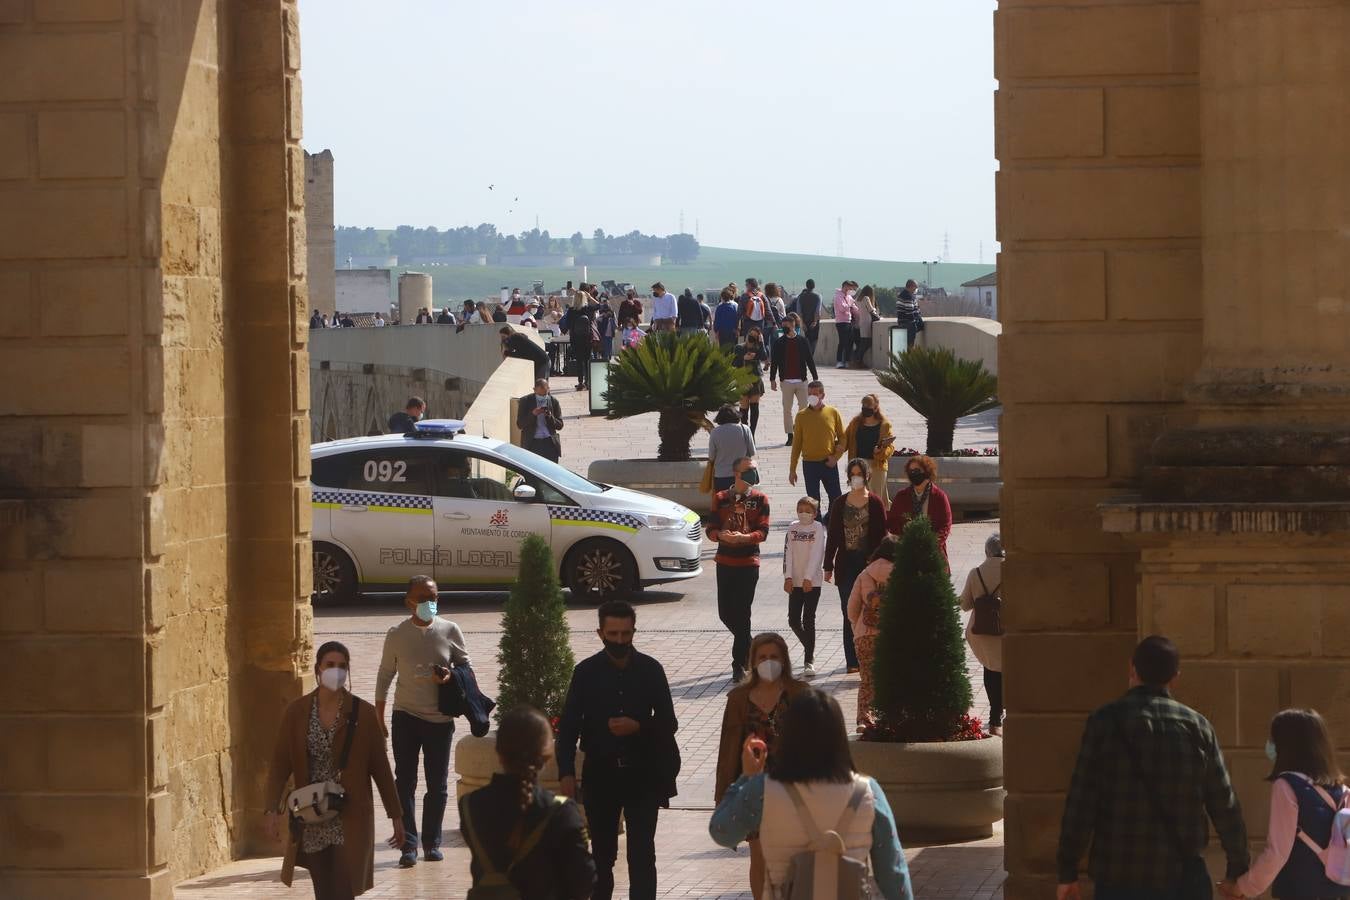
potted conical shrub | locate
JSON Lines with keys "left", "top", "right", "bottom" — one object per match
{"left": 455, "top": 534, "right": 577, "bottom": 800}
{"left": 849, "top": 517, "right": 1004, "bottom": 841}
{"left": 877, "top": 345, "right": 1001, "bottom": 517}
{"left": 588, "top": 332, "right": 754, "bottom": 512}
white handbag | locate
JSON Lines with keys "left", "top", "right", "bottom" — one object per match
{"left": 287, "top": 700, "right": 358, "bottom": 826}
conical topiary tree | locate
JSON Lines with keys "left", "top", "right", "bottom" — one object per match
{"left": 495, "top": 534, "right": 575, "bottom": 723}
{"left": 875, "top": 344, "right": 999, "bottom": 454}
{"left": 870, "top": 516, "right": 973, "bottom": 741}
{"left": 602, "top": 331, "right": 755, "bottom": 461}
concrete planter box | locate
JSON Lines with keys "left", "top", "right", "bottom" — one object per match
{"left": 887, "top": 454, "right": 1000, "bottom": 518}
{"left": 588, "top": 458, "right": 710, "bottom": 514}
{"left": 456, "top": 734, "right": 613, "bottom": 830}
{"left": 455, "top": 733, "right": 581, "bottom": 801}
{"left": 849, "top": 736, "right": 1003, "bottom": 842}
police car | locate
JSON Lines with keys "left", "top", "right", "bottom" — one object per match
{"left": 310, "top": 419, "right": 704, "bottom": 603}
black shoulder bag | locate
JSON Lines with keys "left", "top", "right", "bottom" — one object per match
{"left": 1114, "top": 715, "right": 1213, "bottom": 899}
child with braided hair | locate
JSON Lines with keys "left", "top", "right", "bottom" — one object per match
{"left": 459, "top": 706, "right": 595, "bottom": 898}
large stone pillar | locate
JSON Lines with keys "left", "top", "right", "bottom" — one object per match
{"left": 1102, "top": 0, "right": 1350, "bottom": 884}
{"left": 0, "top": 2, "right": 309, "bottom": 896}
{"left": 994, "top": 1, "right": 1204, "bottom": 894}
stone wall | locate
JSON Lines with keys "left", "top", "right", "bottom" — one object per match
{"left": 304, "top": 149, "right": 335, "bottom": 316}
{"left": 995, "top": 1, "right": 1203, "bottom": 894}
{"left": 0, "top": 2, "right": 309, "bottom": 897}
{"left": 308, "top": 324, "right": 537, "bottom": 443}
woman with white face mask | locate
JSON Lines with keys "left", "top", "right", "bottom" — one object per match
{"left": 823, "top": 457, "right": 887, "bottom": 676}
{"left": 266, "top": 642, "right": 405, "bottom": 900}
{"left": 714, "top": 633, "right": 807, "bottom": 900}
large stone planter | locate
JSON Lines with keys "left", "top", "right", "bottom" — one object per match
{"left": 849, "top": 735, "right": 1003, "bottom": 842}
{"left": 588, "top": 458, "right": 710, "bottom": 514}
{"left": 887, "top": 455, "right": 1000, "bottom": 518}
{"left": 456, "top": 733, "right": 612, "bottom": 830}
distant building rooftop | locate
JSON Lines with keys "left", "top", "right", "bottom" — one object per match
{"left": 961, "top": 271, "right": 998, "bottom": 288}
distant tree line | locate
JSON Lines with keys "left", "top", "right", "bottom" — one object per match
{"left": 336, "top": 224, "right": 700, "bottom": 263}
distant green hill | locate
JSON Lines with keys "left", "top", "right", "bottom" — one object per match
{"left": 380, "top": 246, "right": 990, "bottom": 306}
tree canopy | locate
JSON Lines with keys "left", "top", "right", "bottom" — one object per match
{"left": 336, "top": 223, "right": 700, "bottom": 262}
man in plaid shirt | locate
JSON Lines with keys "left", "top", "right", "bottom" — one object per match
{"left": 1057, "top": 636, "right": 1249, "bottom": 899}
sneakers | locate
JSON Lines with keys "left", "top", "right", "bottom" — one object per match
{"left": 398, "top": 850, "right": 418, "bottom": 869}
{"left": 424, "top": 847, "right": 444, "bottom": 862}
{"left": 801, "top": 663, "right": 816, "bottom": 679}
{"left": 834, "top": 361, "right": 846, "bottom": 369}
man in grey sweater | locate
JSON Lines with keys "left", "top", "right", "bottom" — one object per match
{"left": 376, "top": 575, "right": 471, "bottom": 868}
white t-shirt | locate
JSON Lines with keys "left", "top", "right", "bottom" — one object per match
{"left": 783, "top": 520, "right": 827, "bottom": 587}
{"left": 652, "top": 293, "right": 678, "bottom": 320}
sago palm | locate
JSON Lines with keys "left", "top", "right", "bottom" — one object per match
{"left": 603, "top": 332, "right": 755, "bottom": 461}
{"left": 875, "top": 345, "right": 999, "bottom": 454}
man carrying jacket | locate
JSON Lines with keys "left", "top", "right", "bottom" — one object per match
{"left": 769, "top": 312, "right": 819, "bottom": 446}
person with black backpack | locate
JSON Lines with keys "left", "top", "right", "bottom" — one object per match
{"left": 958, "top": 532, "right": 1005, "bottom": 735}
{"left": 460, "top": 706, "right": 595, "bottom": 900}
{"left": 709, "top": 687, "right": 912, "bottom": 900}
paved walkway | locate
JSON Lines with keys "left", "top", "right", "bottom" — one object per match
{"left": 177, "top": 369, "right": 1006, "bottom": 898}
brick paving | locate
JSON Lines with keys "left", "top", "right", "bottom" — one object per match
{"left": 177, "top": 369, "right": 1006, "bottom": 898}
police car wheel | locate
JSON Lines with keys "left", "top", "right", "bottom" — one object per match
{"left": 566, "top": 538, "right": 636, "bottom": 602}
{"left": 312, "top": 543, "right": 357, "bottom": 605}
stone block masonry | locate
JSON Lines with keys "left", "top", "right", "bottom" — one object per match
{"left": 0, "top": 2, "right": 310, "bottom": 898}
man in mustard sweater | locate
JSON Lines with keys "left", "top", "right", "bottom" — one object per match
{"left": 788, "top": 380, "right": 846, "bottom": 521}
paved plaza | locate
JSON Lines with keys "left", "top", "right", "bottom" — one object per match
{"left": 177, "top": 368, "right": 1006, "bottom": 898}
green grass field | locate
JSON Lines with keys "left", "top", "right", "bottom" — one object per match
{"left": 385, "top": 246, "right": 991, "bottom": 307}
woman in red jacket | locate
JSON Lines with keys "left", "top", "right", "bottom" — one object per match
{"left": 823, "top": 458, "right": 887, "bottom": 675}
{"left": 885, "top": 454, "right": 952, "bottom": 569}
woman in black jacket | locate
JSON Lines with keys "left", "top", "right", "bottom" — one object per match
{"left": 460, "top": 706, "right": 595, "bottom": 900}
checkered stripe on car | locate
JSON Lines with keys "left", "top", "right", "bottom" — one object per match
{"left": 547, "top": 505, "right": 641, "bottom": 533}
{"left": 312, "top": 489, "right": 433, "bottom": 513}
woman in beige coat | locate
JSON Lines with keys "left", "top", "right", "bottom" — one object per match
{"left": 959, "top": 533, "right": 1004, "bottom": 735}
{"left": 266, "top": 641, "right": 404, "bottom": 899}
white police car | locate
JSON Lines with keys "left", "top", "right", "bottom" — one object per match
{"left": 310, "top": 419, "right": 704, "bottom": 603}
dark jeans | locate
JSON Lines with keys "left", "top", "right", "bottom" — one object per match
{"left": 984, "top": 668, "right": 1004, "bottom": 728}
{"left": 834, "top": 549, "right": 867, "bottom": 670}
{"left": 716, "top": 564, "right": 758, "bottom": 670}
{"left": 801, "top": 459, "right": 841, "bottom": 521}
{"left": 573, "top": 344, "right": 593, "bottom": 387}
{"left": 583, "top": 763, "right": 660, "bottom": 900}
{"left": 788, "top": 587, "right": 822, "bottom": 664}
{"left": 527, "top": 435, "right": 560, "bottom": 462}
{"left": 533, "top": 358, "right": 550, "bottom": 382}
{"left": 600, "top": 335, "right": 613, "bottom": 359}
{"left": 899, "top": 319, "right": 920, "bottom": 349}
{"left": 391, "top": 710, "right": 453, "bottom": 853}
{"left": 835, "top": 321, "right": 854, "bottom": 363}
{"left": 805, "top": 322, "right": 820, "bottom": 354}
{"left": 305, "top": 845, "right": 354, "bottom": 900}
{"left": 712, "top": 475, "right": 735, "bottom": 493}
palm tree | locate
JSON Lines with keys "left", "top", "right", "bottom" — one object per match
{"left": 603, "top": 332, "right": 755, "bottom": 461}
{"left": 875, "top": 345, "right": 999, "bottom": 454}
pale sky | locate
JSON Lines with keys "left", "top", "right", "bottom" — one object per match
{"left": 298, "top": 0, "right": 998, "bottom": 263}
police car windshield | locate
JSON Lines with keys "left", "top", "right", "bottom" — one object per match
{"left": 491, "top": 442, "right": 608, "bottom": 493}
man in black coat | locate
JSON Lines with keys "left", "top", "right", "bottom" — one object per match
{"left": 500, "top": 326, "right": 550, "bottom": 382}
{"left": 517, "top": 379, "right": 564, "bottom": 462}
{"left": 796, "top": 278, "right": 823, "bottom": 352}
{"left": 388, "top": 397, "right": 426, "bottom": 435}
{"left": 556, "top": 601, "right": 678, "bottom": 900}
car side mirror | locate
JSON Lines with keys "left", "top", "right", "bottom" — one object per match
{"left": 512, "top": 484, "right": 537, "bottom": 501}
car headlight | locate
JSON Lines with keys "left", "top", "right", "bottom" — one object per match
{"left": 640, "top": 514, "right": 685, "bottom": 531}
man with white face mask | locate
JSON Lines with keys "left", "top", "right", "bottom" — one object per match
{"left": 704, "top": 457, "right": 772, "bottom": 683}
{"left": 376, "top": 576, "right": 471, "bottom": 869}
{"left": 787, "top": 380, "right": 845, "bottom": 521}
